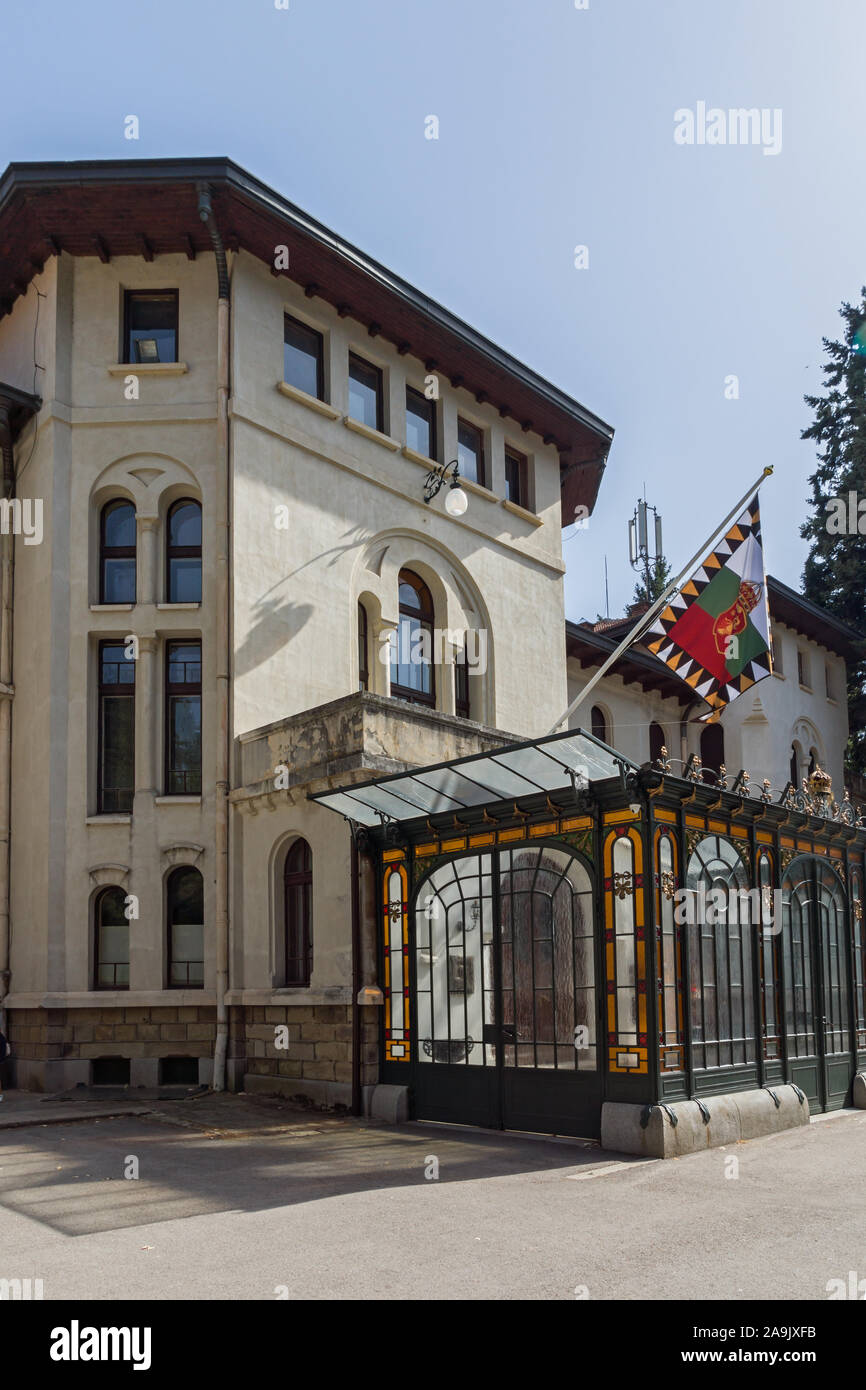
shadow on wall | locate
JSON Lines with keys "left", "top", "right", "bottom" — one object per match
{"left": 233, "top": 596, "right": 314, "bottom": 681}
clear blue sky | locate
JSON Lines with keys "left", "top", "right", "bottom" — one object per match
{"left": 2, "top": 0, "right": 862, "bottom": 621}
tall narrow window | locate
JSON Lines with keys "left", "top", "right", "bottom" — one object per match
{"left": 649, "top": 721, "right": 666, "bottom": 764}
{"left": 98, "top": 641, "right": 135, "bottom": 814}
{"left": 455, "top": 635, "right": 470, "bottom": 718}
{"left": 123, "top": 290, "right": 178, "bottom": 364}
{"left": 283, "top": 314, "right": 324, "bottom": 399}
{"left": 406, "top": 386, "right": 437, "bottom": 460}
{"left": 825, "top": 661, "right": 834, "bottom": 700}
{"left": 390, "top": 569, "right": 435, "bottom": 706}
{"left": 100, "top": 500, "right": 136, "bottom": 604}
{"left": 167, "top": 499, "right": 202, "bottom": 603}
{"left": 94, "top": 886, "right": 130, "bottom": 989}
{"left": 504, "top": 448, "right": 528, "bottom": 508}
{"left": 790, "top": 744, "right": 799, "bottom": 787}
{"left": 348, "top": 353, "right": 383, "bottom": 432}
{"left": 797, "top": 649, "right": 809, "bottom": 688}
{"left": 284, "top": 838, "right": 312, "bottom": 986}
{"left": 700, "top": 722, "right": 724, "bottom": 777}
{"left": 457, "top": 418, "right": 485, "bottom": 487}
{"left": 358, "top": 601, "right": 369, "bottom": 691}
{"left": 165, "top": 640, "right": 202, "bottom": 795}
{"left": 167, "top": 867, "right": 204, "bottom": 987}
{"left": 590, "top": 705, "right": 607, "bottom": 744}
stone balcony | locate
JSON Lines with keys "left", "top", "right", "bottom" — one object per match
{"left": 232, "top": 691, "right": 522, "bottom": 811}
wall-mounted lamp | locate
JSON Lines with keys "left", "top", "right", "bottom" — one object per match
{"left": 423, "top": 458, "right": 468, "bottom": 516}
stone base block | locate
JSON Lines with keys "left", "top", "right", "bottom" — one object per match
{"left": 601, "top": 1084, "right": 810, "bottom": 1158}
{"left": 130, "top": 1059, "right": 160, "bottom": 1088}
{"left": 366, "top": 1083, "right": 409, "bottom": 1124}
{"left": 242, "top": 1071, "right": 351, "bottom": 1109}
{"left": 853, "top": 1073, "right": 866, "bottom": 1109}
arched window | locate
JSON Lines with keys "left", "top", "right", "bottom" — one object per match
{"left": 390, "top": 568, "right": 435, "bottom": 706}
{"left": 167, "top": 866, "right": 204, "bottom": 987}
{"left": 100, "top": 500, "right": 136, "bottom": 603}
{"left": 94, "top": 886, "right": 130, "bottom": 990}
{"left": 166, "top": 499, "right": 202, "bottom": 603}
{"left": 649, "top": 721, "right": 666, "bottom": 764}
{"left": 700, "top": 722, "right": 724, "bottom": 777}
{"left": 358, "top": 601, "right": 369, "bottom": 691}
{"left": 808, "top": 747, "right": 818, "bottom": 777}
{"left": 590, "top": 705, "right": 607, "bottom": 743}
{"left": 284, "top": 838, "right": 312, "bottom": 986}
{"left": 685, "top": 835, "right": 754, "bottom": 1068}
{"left": 790, "top": 744, "right": 799, "bottom": 788}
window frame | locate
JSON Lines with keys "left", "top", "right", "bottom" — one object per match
{"left": 504, "top": 447, "right": 528, "bottom": 509}
{"left": 283, "top": 312, "right": 325, "bottom": 401}
{"left": 97, "top": 639, "right": 135, "bottom": 815}
{"left": 166, "top": 498, "right": 202, "bottom": 604}
{"left": 164, "top": 639, "right": 202, "bottom": 796}
{"left": 405, "top": 386, "right": 438, "bottom": 462}
{"left": 166, "top": 865, "right": 205, "bottom": 989}
{"left": 99, "top": 499, "right": 137, "bottom": 605}
{"left": 122, "top": 288, "right": 179, "bottom": 366}
{"left": 348, "top": 352, "right": 384, "bottom": 433}
{"left": 456, "top": 417, "right": 485, "bottom": 488}
{"left": 390, "top": 568, "right": 436, "bottom": 708}
{"left": 94, "top": 885, "right": 130, "bottom": 991}
{"left": 284, "top": 838, "right": 313, "bottom": 987}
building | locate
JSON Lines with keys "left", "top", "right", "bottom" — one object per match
{"left": 1, "top": 158, "right": 864, "bottom": 1151}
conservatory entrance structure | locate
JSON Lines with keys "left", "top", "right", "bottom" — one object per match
{"left": 311, "top": 732, "right": 866, "bottom": 1151}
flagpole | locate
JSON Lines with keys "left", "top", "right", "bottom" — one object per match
{"left": 548, "top": 465, "right": 774, "bottom": 735}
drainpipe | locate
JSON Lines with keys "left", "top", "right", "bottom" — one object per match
{"left": 350, "top": 831, "right": 362, "bottom": 1115}
{"left": 198, "top": 186, "right": 231, "bottom": 1091}
{"left": 0, "top": 410, "right": 14, "bottom": 1038}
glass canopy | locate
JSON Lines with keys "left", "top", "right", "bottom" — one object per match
{"left": 308, "top": 728, "right": 638, "bottom": 828}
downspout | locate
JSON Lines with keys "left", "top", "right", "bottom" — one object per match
{"left": 198, "top": 186, "right": 231, "bottom": 1090}
{"left": 350, "top": 831, "right": 362, "bottom": 1115}
{"left": 0, "top": 410, "right": 15, "bottom": 1037}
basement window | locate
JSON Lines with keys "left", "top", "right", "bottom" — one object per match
{"left": 123, "top": 290, "right": 178, "bottom": 364}
{"left": 160, "top": 1056, "right": 199, "bottom": 1085}
{"left": 92, "top": 1057, "right": 130, "bottom": 1086}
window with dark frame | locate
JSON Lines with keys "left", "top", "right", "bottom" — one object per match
{"left": 167, "top": 866, "right": 204, "bottom": 988}
{"left": 700, "top": 722, "right": 724, "bottom": 777}
{"left": 390, "top": 568, "right": 435, "bottom": 707}
{"left": 455, "top": 634, "right": 470, "bottom": 718}
{"left": 284, "top": 838, "right": 313, "bottom": 986}
{"left": 457, "top": 418, "right": 485, "bottom": 487}
{"left": 649, "top": 721, "right": 666, "bottom": 764}
{"left": 123, "top": 290, "right": 178, "bottom": 365}
{"left": 797, "top": 649, "right": 809, "bottom": 688}
{"left": 590, "top": 705, "right": 607, "bottom": 744}
{"left": 348, "top": 353, "right": 384, "bottom": 432}
{"left": 358, "top": 601, "right": 369, "bottom": 691}
{"left": 504, "top": 448, "right": 528, "bottom": 508}
{"left": 405, "top": 386, "right": 437, "bottom": 461}
{"left": 94, "top": 886, "right": 130, "bottom": 990}
{"left": 283, "top": 313, "right": 324, "bottom": 400}
{"left": 165, "top": 640, "right": 202, "bottom": 795}
{"left": 167, "top": 499, "right": 202, "bottom": 603}
{"left": 98, "top": 640, "right": 135, "bottom": 814}
{"left": 100, "top": 500, "right": 136, "bottom": 604}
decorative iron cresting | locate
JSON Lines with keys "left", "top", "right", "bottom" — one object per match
{"left": 652, "top": 756, "right": 866, "bottom": 828}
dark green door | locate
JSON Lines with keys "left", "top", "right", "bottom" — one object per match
{"left": 781, "top": 858, "right": 853, "bottom": 1111}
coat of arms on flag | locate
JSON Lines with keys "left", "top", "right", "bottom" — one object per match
{"left": 644, "top": 495, "right": 772, "bottom": 716}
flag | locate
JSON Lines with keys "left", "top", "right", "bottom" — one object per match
{"left": 644, "top": 495, "right": 772, "bottom": 717}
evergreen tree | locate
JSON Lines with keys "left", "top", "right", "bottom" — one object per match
{"left": 800, "top": 288, "right": 866, "bottom": 776}
{"left": 632, "top": 553, "right": 672, "bottom": 607}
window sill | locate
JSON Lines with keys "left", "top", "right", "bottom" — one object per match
{"left": 502, "top": 497, "right": 542, "bottom": 527}
{"left": 276, "top": 379, "right": 340, "bottom": 419}
{"left": 154, "top": 795, "right": 202, "bottom": 806}
{"left": 799, "top": 684, "right": 812, "bottom": 694}
{"left": 461, "top": 477, "right": 498, "bottom": 503}
{"left": 402, "top": 444, "right": 437, "bottom": 469}
{"left": 90, "top": 603, "right": 134, "bottom": 613}
{"left": 107, "top": 362, "right": 189, "bottom": 377}
{"left": 344, "top": 415, "right": 401, "bottom": 450}
{"left": 771, "top": 670, "right": 785, "bottom": 680}
{"left": 86, "top": 814, "right": 132, "bottom": 825}
{"left": 156, "top": 602, "right": 201, "bottom": 611}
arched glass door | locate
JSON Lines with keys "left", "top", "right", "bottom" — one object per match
{"left": 781, "top": 857, "right": 853, "bottom": 1110}
{"left": 412, "top": 843, "right": 600, "bottom": 1137}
